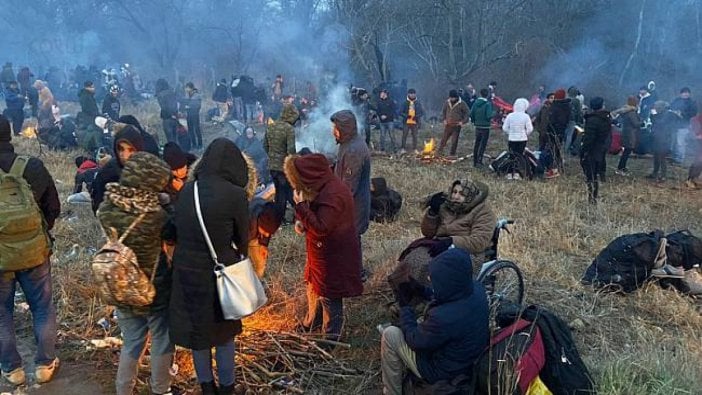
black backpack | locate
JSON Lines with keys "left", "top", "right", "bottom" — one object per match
{"left": 665, "top": 230, "right": 702, "bottom": 270}
{"left": 581, "top": 231, "right": 663, "bottom": 293}
{"left": 519, "top": 305, "right": 595, "bottom": 395}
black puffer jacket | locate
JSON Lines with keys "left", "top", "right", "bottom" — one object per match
{"left": 549, "top": 98, "right": 571, "bottom": 137}
{"left": 581, "top": 110, "right": 612, "bottom": 159}
{"left": 169, "top": 138, "right": 252, "bottom": 350}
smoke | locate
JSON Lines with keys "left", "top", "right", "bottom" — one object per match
{"left": 296, "top": 85, "right": 353, "bottom": 159}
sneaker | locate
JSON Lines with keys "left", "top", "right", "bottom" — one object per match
{"left": 513, "top": 173, "right": 521, "bottom": 180}
{"left": 685, "top": 180, "right": 698, "bottom": 190}
{"left": 651, "top": 264, "right": 685, "bottom": 279}
{"left": 35, "top": 358, "right": 59, "bottom": 384}
{"left": 682, "top": 269, "right": 702, "bottom": 295}
{"left": 615, "top": 169, "right": 629, "bottom": 176}
{"left": 506, "top": 173, "right": 513, "bottom": 180}
{"left": 2, "top": 367, "right": 26, "bottom": 386}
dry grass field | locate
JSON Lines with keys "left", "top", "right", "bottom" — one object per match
{"left": 4, "top": 99, "right": 701, "bottom": 394}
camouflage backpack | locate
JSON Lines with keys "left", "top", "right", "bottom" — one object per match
{"left": 0, "top": 156, "right": 51, "bottom": 271}
{"left": 91, "top": 213, "right": 158, "bottom": 307}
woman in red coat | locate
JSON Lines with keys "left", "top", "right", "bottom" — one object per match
{"left": 284, "top": 153, "right": 363, "bottom": 341}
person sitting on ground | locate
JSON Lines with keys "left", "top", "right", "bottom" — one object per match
{"left": 235, "top": 126, "right": 270, "bottom": 185}
{"left": 502, "top": 97, "right": 534, "bottom": 180}
{"left": 66, "top": 155, "right": 100, "bottom": 204}
{"left": 381, "top": 248, "right": 489, "bottom": 395}
{"left": 580, "top": 97, "right": 611, "bottom": 204}
{"left": 96, "top": 152, "right": 175, "bottom": 395}
{"left": 284, "top": 153, "right": 363, "bottom": 342}
{"left": 370, "top": 177, "right": 403, "bottom": 223}
{"left": 118, "top": 115, "right": 160, "bottom": 156}
{"left": 420, "top": 179, "right": 496, "bottom": 262}
{"left": 161, "top": 142, "right": 197, "bottom": 202}
{"left": 248, "top": 197, "right": 282, "bottom": 278}
{"left": 647, "top": 101, "right": 680, "bottom": 183}
{"left": 91, "top": 125, "right": 145, "bottom": 213}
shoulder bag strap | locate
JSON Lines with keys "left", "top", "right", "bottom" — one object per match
{"left": 194, "top": 181, "right": 224, "bottom": 270}
{"left": 113, "top": 212, "right": 159, "bottom": 283}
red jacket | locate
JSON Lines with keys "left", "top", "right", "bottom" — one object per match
{"left": 286, "top": 154, "right": 363, "bottom": 299}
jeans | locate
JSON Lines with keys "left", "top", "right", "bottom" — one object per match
{"left": 618, "top": 147, "right": 632, "bottom": 170}
{"left": 473, "top": 128, "right": 490, "bottom": 165}
{"left": 115, "top": 308, "right": 174, "bottom": 395}
{"left": 245, "top": 103, "right": 256, "bottom": 122}
{"left": 438, "top": 124, "right": 461, "bottom": 156}
{"left": 379, "top": 122, "right": 396, "bottom": 152}
{"left": 192, "top": 340, "right": 236, "bottom": 386}
{"left": 402, "top": 124, "right": 419, "bottom": 151}
{"left": 4, "top": 108, "right": 24, "bottom": 136}
{"left": 508, "top": 141, "right": 527, "bottom": 174}
{"left": 0, "top": 260, "right": 56, "bottom": 373}
{"left": 271, "top": 170, "right": 294, "bottom": 223}
{"left": 671, "top": 128, "right": 689, "bottom": 163}
{"left": 381, "top": 326, "right": 421, "bottom": 395}
{"left": 162, "top": 118, "right": 178, "bottom": 143}
{"left": 303, "top": 284, "right": 343, "bottom": 341}
{"left": 564, "top": 121, "right": 576, "bottom": 155}
{"left": 652, "top": 152, "right": 667, "bottom": 179}
{"left": 544, "top": 133, "right": 563, "bottom": 171}
{"left": 187, "top": 112, "right": 202, "bottom": 148}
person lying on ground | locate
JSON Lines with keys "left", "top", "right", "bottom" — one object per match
{"left": 380, "top": 248, "right": 489, "bottom": 395}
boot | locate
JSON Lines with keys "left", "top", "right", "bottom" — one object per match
{"left": 200, "top": 382, "right": 218, "bottom": 395}
{"left": 218, "top": 383, "right": 236, "bottom": 395}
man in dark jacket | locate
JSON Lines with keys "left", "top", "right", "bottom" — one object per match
{"left": 399, "top": 89, "right": 424, "bottom": 151}
{"left": 77, "top": 81, "right": 103, "bottom": 152}
{"left": 264, "top": 103, "right": 299, "bottom": 223}
{"left": 565, "top": 86, "right": 584, "bottom": 156}
{"left": 370, "top": 177, "right": 402, "bottom": 223}
{"left": 470, "top": 88, "right": 495, "bottom": 167}
{"left": 212, "top": 79, "right": 230, "bottom": 123}
{"left": 580, "top": 97, "right": 611, "bottom": 204}
{"left": 180, "top": 82, "right": 202, "bottom": 149}
{"left": 155, "top": 79, "right": 178, "bottom": 143}
{"left": 101, "top": 85, "right": 121, "bottom": 120}
{"left": 0, "top": 62, "right": 15, "bottom": 88}
{"left": 0, "top": 115, "right": 61, "bottom": 386}
{"left": 439, "top": 90, "right": 470, "bottom": 156}
{"left": 331, "top": 110, "right": 371, "bottom": 280}
{"left": 381, "top": 248, "right": 489, "bottom": 394}
{"left": 117, "top": 115, "right": 160, "bottom": 156}
{"left": 4, "top": 81, "right": 25, "bottom": 135}
{"left": 648, "top": 101, "right": 680, "bottom": 183}
{"left": 670, "top": 87, "right": 698, "bottom": 164}
{"left": 376, "top": 89, "right": 397, "bottom": 153}
{"left": 545, "top": 89, "right": 572, "bottom": 178}
{"left": 91, "top": 125, "right": 145, "bottom": 213}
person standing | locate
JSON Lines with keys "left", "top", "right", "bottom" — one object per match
{"left": 96, "top": 152, "right": 175, "bottom": 395}
{"left": 3, "top": 81, "right": 25, "bottom": 135}
{"left": 376, "top": 89, "right": 397, "bottom": 153}
{"left": 501, "top": 98, "right": 533, "bottom": 180}
{"left": 470, "top": 88, "right": 495, "bottom": 168}
{"left": 284, "top": 154, "right": 363, "bottom": 340}
{"left": 0, "top": 63, "right": 14, "bottom": 88}
{"left": 685, "top": 111, "right": 702, "bottom": 189}
{"left": 580, "top": 97, "right": 611, "bottom": 204}
{"left": 544, "top": 89, "right": 571, "bottom": 178}
{"left": 535, "top": 93, "right": 555, "bottom": 152}
{"left": 212, "top": 79, "right": 230, "bottom": 123}
{"left": 155, "top": 79, "right": 178, "bottom": 143}
{"left": 670, "top": 87, "right": 698, "bottom": 165}
{"left": 613, "top": 96, "right": 641, "bottom": 176}
{"left": 331, "top": 110, "right": 371, "bottom": 280}
{"left": 399, "top": 89, "right": 424, "bottom": 152}
{"left": 438, "top": 90, "right": 470, "bottom": 157}
{"left": 0, "top": 116, "right": 60, "bottom": 386}
{"left": 101, "top": 85, "right": 121, "bottom": 120}
{"left": 264, "top": 103, "right": 299, "bottom": 223}
{"left": 77, "top": 81, "right": 102, "bottom": 152}
{"left": 647, "top": 101, "right": 680, "bottom": 183}
{"left": 564, "top": 86, "right": 584, "bottom": 156}
{"left": 181, "top": 82, "right": 203, "bottom": 149}
{"left": 169, "top": 139, "right": 252, "bottom": 395}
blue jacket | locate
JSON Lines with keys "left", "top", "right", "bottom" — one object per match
{"left": 4, "top": 88, "right": 25, "bottom": 111}
{"left": 400, "top": 248, "right": 489, "bottom": 383}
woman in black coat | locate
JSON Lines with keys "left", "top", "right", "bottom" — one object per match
{"left": 169, "top": 138, "right": 255, "bottom": 395}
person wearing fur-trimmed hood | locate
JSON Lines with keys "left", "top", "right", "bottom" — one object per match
{"left": 284, "top": 153, "right": 363, "bottom": 342}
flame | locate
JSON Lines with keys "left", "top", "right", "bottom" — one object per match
{"left": 267, "top": 117, "right": 275, "bottom": 125}
{"left": 422, "top": 138, "right": 435, "bottom": 155}
{"left": 21, "top": 127, "right": 37, "bottom": 139}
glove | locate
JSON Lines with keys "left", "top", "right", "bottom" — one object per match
{"left": 393, "top": 282, "right": 414, "bottom": 307}
{"left": 428, "top": 237, "right": 453, "bottom": 257}
{"left": 428, "top": 192, "right": 446, "bottom": 214}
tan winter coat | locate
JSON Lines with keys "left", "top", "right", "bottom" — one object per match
{"left": 420, "top": 183, "right": 495, "bottom": 254}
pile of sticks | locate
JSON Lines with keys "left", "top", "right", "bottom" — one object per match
{"left": 236, "top": 330, "right": 368, "bottom": 393}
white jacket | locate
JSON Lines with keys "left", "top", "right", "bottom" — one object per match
{"left": 502, "top": 98, "right": 533, "bottom": 142}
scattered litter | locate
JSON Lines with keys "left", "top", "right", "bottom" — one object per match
{"left": 16, "top": 302, "right": 29, "bottom": 313}
{"left": 97, "top": 318, "right": 111, "bottom": 331}
{"left": 89, "top": 337, "right": 123, "bottom": 349}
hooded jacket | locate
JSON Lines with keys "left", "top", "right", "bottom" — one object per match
{"left": 264, "top": 104, "right": 298, "bottom": 172}
{"left": 370, "top": 177, "right": 402, "bottom": 223}
{"left": 117, "top": 115, "right": 160, "bottom": 156}
{"left": 331, "top": 110, "right": 371, "bottom": 235}
{"left": 441, "top": 98, "right": 470, "bottom": 126}
{"left": 421, "top": 181, "right": 496, "bottom": 254}
{"left": 97, "top": 152, "right": 171, "bottom": 312}
{"left": 284, "top": 154, "right": 363, "bottom": 299}
{"left": 612, "top": 105, "right": 641, "bottom": 149}
{"left": 502, "top": 98, "right": 533, "bottom": 142}
{"left": 470, "top": 97, "right": 494, "bottom": 129}
{"left": 235, "top": 134, "right": 270, "bottom": 183}
{"left": 73, "top": 158, "right": 98, "bottom": 194}
{"left": 581, "top": 110, "right": 612, "bottom": 159}
{"left": 91, "top": 125, "right": 145, "bottom": 213}
{"left": 400, "top": 249, "right": 489, "bottom": 383}
{"left": 169, "top": 138, "right": 253, "bottom": 349}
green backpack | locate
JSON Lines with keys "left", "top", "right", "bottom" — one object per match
{"left": 0, "top": 156, "right": 51, "bottom": 271}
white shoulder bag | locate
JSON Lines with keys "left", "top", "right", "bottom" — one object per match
{"left": 194, "top": 181, "right": 267, "bottom": 320}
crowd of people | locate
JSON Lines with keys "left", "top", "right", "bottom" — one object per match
{"left": 1, "top": 60, "right": 701, "bottom": 394}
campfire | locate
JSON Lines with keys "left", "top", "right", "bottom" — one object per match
{"left": 419, "top": 138, "right": 436, "bottom": 162}
{"left": 21, "top": 126, "right": 37, "bottom": 139}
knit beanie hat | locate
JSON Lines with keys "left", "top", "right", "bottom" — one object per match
{"left": 449, "top": 89, "right": 459, "bottom": 98}
{"left": 589, "top": 97, "right": 604, "bottom": 111}
{"left": 162, "top": 142, "right": 188, "bottom": 170}
{"left": 554, "top": 89, "right": 567, "bottom": 100}
{"left": 0, "top": 115, "right": 11, "bottom": 143}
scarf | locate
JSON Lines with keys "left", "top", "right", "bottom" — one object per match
{"left": 105, "top": 183, "right": 161, "bottom": 214}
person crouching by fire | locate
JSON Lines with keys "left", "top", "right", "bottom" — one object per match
{"left": 284, "top": 153, "right": 363, "bottom": 342}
